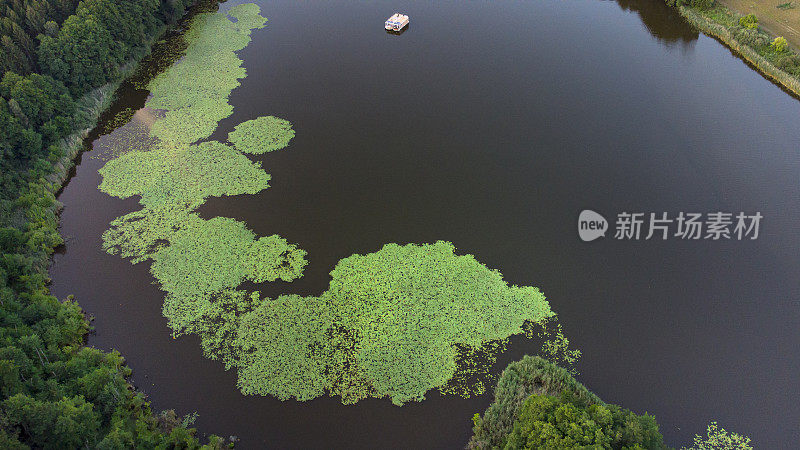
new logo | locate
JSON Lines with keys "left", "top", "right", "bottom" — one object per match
{"left": 578, "top": 210, "right": 608, "bottom": 242}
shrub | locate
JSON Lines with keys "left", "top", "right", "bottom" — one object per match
{"left": 771, "top": 36, "right": 789, "bottom": 53}
{"left": 777, "top": 53, "right": 800, "bottom": 72}
{"left": 733, "top": 27, "right": 770, "bottom": 48}
{"left": 738, "top": 14, "right": 758, "bottom": 29}
{"left": 691, "top": 0, "right": 715, "bottom": 10}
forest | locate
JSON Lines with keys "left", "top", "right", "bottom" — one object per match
{"left": 0, "top": 0, "right": 229, "bottom": 447}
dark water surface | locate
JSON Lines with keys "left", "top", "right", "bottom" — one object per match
{"left": 51, "top": 0, "right": 800, "bottom": 447}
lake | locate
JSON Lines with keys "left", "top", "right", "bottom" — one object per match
{"left": 51, "top": 0, "right": 800, "bottom": 447}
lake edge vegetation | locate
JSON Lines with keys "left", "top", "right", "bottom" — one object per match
{"left": 0, "top": 0, "right": 231, "bottom": 447}
{"left": 667, "top": 0, "right": 800, "bottom": 97}
{"left": 468, "top": 356, "right": 754, "bottom": 449}
{"left": 468, "top": 355, "right": 667, "bottom": 449}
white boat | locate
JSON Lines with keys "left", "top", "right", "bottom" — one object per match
{"left": 385, "top": 13, "right": 409, "bottom": 31}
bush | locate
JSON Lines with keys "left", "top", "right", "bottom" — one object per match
{"left": 776, "top": 53, "right": 800, "bottom": 72}
{"left": 771, "top": 36, "right": 789, "bottom": 53}
{"left": 738, "top": 14, "right": 758, "bottom": 29}
{"left": 691, "top": 0, "right": 715, "bottom": 10}
{"left": 733, "top": 27, "right": 770, "bottom": 48}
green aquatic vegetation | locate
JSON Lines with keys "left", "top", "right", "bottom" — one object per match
{"left": 226, "top": 242, "right": 555, "bottom": 405}
{"left": 228, "top": 116, "right": 296, "bottom": 154}
{"left": 150, "top": 216, "right": 306, "bottom": 297}
{"left": 101, "top": 107, "right": 136, "bottom": 135}
{"left": 99, "top": 140, "right": 271, "bottom": 209}
{"left": 247, "top": 235, "right": 308, "bottom": 282}
{"left": 98, "top": 4, "right": 565, "bottom": 408}
{"left": 228, "top": 2, "right": 269, "bottom": 31}
{"left": 129, "top": 36, "right": 190, "bottom": 91}
{"left": 323, "top": 241, "right": 554, "bottom": 404}
{"left": 538, "top": 319, "right": 582, "bottom": 374}
{"left": 145, "top": 6, "right": 265, "bottom": 144}
{"left": 235, "top": 295, "right": 332, "bottom": 401}
{"left": 683, "top": 421, "right": 753, "bottom": 450}
{"left": 151, "top": 100, "right": 236, "bottom": 144}
{"left": 99, "top": 6, "right": 307, "bottom": 331}
{"left": 437, "top": 340, "right": 509, "bottom": 398}
{"left": 183, "top": 289, "right": 262, "bottom": 367}
{"left": 102, "top": 205, "right": 195, "bottom": 263}
{"left": 91, "top": 110, "right": 160, "bottom": 161}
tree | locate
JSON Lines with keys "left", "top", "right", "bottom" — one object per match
{"left": 469, "top": 356, "right": 666, "bottom": 449}
{"left": 42, "top": 20, "right": 58, "bottom": 37}
{"left": 771, "top": 36, "right": 789, "bottom": 53}
{"left": 503, "top": 393, "right": 665, "bottom": 449}
{"left": 777, "top": 54, "right": 800, "bottom": 74}
{"left": 1, "top": 71, "right": 76, "bottom": 131}
{"left": 690, "top": 0, "right": 715, "bottom": 10}
{"left": 738, "top": 14, "right": 758, "bottom": 30}
{"left": 38, "top": 14, "right": 121, "bottom": 95}
{"left": 3, "top": 394, "right": 102, "bottom": 448}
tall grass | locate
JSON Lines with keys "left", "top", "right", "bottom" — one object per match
{"left": 46, "top": 85, "right": 116, "bottom": 188}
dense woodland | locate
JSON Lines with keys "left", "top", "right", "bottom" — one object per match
{"left": 0, "top": 0, "right": 228, "bottom": 447}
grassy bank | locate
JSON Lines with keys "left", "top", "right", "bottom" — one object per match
{"left": 719, "top": 0, "right": 800, "bottom": 50}
{"left": 670, "top": 0, "right": 800, "bottom": 98}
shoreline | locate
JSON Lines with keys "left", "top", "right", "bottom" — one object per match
{"left": 673, "top": 3, "right": 800, "bottom": 99}
{"left": 37, "top": 2, "right": 228, "bottom": 443}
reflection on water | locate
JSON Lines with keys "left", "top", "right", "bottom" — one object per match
{"left": 386, "top": 24, "right": 410, "bottom": 36}
{"left": 91, "top": 109, "right": 160, "bottom": 161}
{"left": 613, "top": 0, "right": 699, "bottom": 45}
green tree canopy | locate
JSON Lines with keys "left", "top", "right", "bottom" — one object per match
{"left": 469, "top": 356, "right": 666, "bottom": 450}
{"left": 504, "top": 393, "right": 664, "bottom": 449}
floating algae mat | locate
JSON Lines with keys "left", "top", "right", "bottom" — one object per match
{"left": 98, "top": 3, "right": 563, "bottom": 405}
